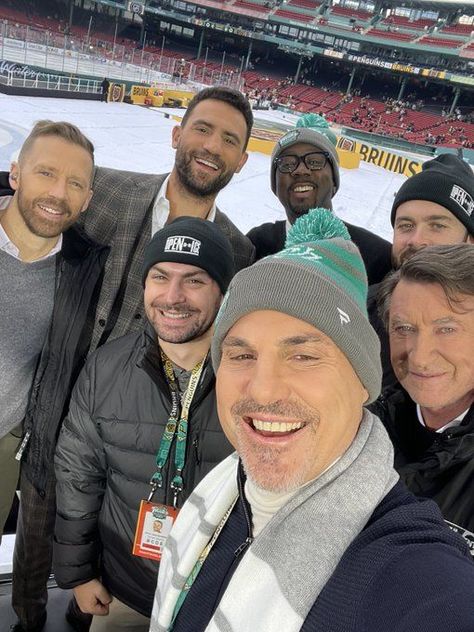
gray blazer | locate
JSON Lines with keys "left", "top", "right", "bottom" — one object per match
{"left": 79, "top": 168, "right": 255, "bottom": 351}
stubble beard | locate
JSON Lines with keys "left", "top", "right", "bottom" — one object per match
{"left": 17, "top": 191, "right": 73, "bottom": 238}
{"left": 175, "top": 147, "right": 233, "bottom": 198}
{"left": 146, "top": 298, "right": 220, "bottom": 345}
{"left": 230, "top": 398, "right": 320, "bottom": 493}
{"left": 391, "top": 244, "right": 420, "bottom": 269}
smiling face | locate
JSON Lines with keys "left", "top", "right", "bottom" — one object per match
{"left": 171, "top": 98, "right": 248, "bottom": 199}
{"left": 389, "top": 280, "right": 474, "bottom": 428}
{"left": 275, "top": 141, "right": 335, "bottom": 224}
{"left": 217, "top": 310, "right": 368, "bottom": 492}
{"left": 144, "top": 261, "right": 222, "bottom": 344}
{"left": 392, "top": 200, "right": 472, "bottom": 268}
{"left": 9, "top": 135, "right": 93, "bottom": 238}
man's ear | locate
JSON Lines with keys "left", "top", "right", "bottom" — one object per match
{"left": 235, "top": 151, "right": 248, "bottom": 174}
{"left": 171, "top": 125, "right": 181, "bottom": 149}
{"left": 9, "top": 162, "right": 20, "bottom": 191}
{"left": 81, "top": 189, "right": 94, "bottom": 213}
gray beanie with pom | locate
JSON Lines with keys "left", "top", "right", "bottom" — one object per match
{"left": 212, "top": 208, "right": 382, "bottom": 403}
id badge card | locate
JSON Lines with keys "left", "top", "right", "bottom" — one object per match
{"left": 133, "top": 500, "right": 178, "bottom": 561}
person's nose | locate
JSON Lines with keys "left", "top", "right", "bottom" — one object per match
{"left": 162, "top": 278, "right": 186, "bottom": 305}
{"left": 246, "top": 356, "right": 290, "bottom": 406}
{"left": 47, "top": 177, "right": 68, "bottom": 200}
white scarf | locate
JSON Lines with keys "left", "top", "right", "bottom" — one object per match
{"left": 150, "top": 410, "right": 398, "bottom": 632}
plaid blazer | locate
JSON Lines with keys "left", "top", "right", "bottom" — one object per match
{"left": 79, "top": 167, "right": 255, "bottom": 352}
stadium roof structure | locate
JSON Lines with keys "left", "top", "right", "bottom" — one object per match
{"left": 383, "top": 0, "right": 474, "bottom": 8}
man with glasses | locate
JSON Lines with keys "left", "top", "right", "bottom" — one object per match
{"left": 247, "top": 114, "right": 392, "bottom": 285}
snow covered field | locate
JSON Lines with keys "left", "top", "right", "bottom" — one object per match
{"left": 0, "top": 92, "right": 410, "bottom": 240}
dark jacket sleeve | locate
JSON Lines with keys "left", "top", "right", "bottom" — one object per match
{"left": 0, "top": 170, "right": 13, "bottom": 196}
{"left": 360, "top": 545, "right": 474, "bottom": 631}
{"left": 247, "top": 221, "right": 286, "bottom": 260}
{"left": 215, "top": 210, "right": 256, "bottom": 271}
{"left": 53, "top": 356, "right": 107, "bottom": 589}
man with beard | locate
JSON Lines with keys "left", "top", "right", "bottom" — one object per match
{"left": 247, "top": 114, "right": 392, "bottom": 285}
{"left": 0, "top": 120, "right": 104, "bottom": 554}
{"left": 80, "top": 85, "right": 254, "bottom": 354}
{"left": 53, "top": 218, "right": 235, "bottom": 632}
{"left": 150, "top": 210, "right": 474, "bottom": 632}
{"left": 8, "top": 86, "right": 254, "bottom": 632}
{"left": 368, "top": 154, "right": 474, "bottom": 388}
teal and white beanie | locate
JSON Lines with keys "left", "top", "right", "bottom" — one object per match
{"left": 211, "top": 208, "right": 382, "bottom": 403}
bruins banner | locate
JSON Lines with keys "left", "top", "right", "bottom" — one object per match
{"left": 337, "top": 137, "right": 422, "bottom": 177}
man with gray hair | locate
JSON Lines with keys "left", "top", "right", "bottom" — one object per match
{"left": 368, "top": 154, "right": 474, "bottom": 389}
{"left": 373, "top": 243, "right": 474, "bottom": 551}
{"left": 150, "top": 210, "right": 474, "bottom": 632}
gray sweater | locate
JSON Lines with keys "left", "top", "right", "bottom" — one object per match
{"left": 0, "top": 249, "right": 56, "bottom": 438}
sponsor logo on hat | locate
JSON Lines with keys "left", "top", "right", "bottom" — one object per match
{"left": 274, "top": 245, "right": 322, "bottom": 261}
{"left": 450, "top": 185, "right": 473, "bottom": 218}
{"left": 164, "top": 235, "right": 201, "bottom": 256}
{"left": 337, "top": 307, "right": 351, "bottom": 325}
{"left": 279, "top": 130, "right": 300, "bottom": 149}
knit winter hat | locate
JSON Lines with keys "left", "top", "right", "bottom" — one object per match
{"left": 391, "top": 154, "right": 474, "bottom": 235}
{"left": 212, "top": 208, "right": 382, "bottom": 403}
{"left": 142, "top": 217, "right": 235, "bottom": 294}
{"left": 271, "top": 114, "right": 340, "bottom": 195}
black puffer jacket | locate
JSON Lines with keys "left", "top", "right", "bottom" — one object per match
{"left": 54, "top": 329, "right": 233, "bottom": 616}
{"left": 371, "top": 387, "right": 474, "bottom": 543}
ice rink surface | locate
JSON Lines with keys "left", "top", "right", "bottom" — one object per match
{"left": 0, "top": 93, "right": 410, "bottom": 240}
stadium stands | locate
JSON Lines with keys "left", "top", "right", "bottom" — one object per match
{"left": 329, "top": 5, "right": 373, "bottom": 21}
{"left": 381, "top": 15, "right": 436, "bottom": 30}
{"left": 441, "top": 22, "right": 474, "bottom": 35}
{"left": 232, "top": 0, "right": 271, "bottom": 14}
{"left": 418, "top": 35, "right": 466, "bottom": 48}
{"left": 273, "top": 8, "right": 314, "bottom": 22}
{"left": 0, "top": 1, "right": 472, "bottom": 149}
{"left": 367, "top": 28, "right": 415, "bottom": 42}
{"left": 288, "top": 0, "right": 320, "bottom": 10}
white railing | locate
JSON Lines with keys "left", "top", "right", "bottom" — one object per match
{"left": 0, "top": 20, "right": 245, "bottom": 91}
{"left": 0, "top": 65, "right": 101, "bottom": 93}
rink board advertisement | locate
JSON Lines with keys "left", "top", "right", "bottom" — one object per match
{"left": 337, "top": 137, "right": 423, "bottom": 177}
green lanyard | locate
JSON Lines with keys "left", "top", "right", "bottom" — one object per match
{"left": 148, "top": 351, "right": 205, "bottom": 508}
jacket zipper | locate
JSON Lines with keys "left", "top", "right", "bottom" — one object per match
{"left": 234, "top": 466, "right": 254, "bottom": 557}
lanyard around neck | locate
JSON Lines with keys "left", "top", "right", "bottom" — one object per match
{"left": 148, "top": 350, "right": 205, "bottom": 507}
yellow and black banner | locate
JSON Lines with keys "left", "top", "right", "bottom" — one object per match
{"left": 337, "top": 137, "right": 422, "bottom": 176}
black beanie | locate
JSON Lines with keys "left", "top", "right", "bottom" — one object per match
{"left": 391, "top": 154, "right": 474, "bottom": 235}
{"left": 142, "top": 217, "right": 235, "bottom": 294}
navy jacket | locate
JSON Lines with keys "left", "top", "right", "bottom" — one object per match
{"left": 173, "top": 478, "right": 474, "bottom": 632}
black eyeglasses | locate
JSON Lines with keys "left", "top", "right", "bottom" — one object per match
{"left": 274, "top": 151, "right": 330, "bottom": 174}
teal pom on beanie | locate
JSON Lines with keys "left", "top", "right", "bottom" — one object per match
{"left": 286, "top": 207, "right": 351, "bottom": 246}
{"left": 281, "top": 208, "right": 368, "bottom": 314}
{"left": 296, "top": 113, "right": 338, "bottom": 148}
